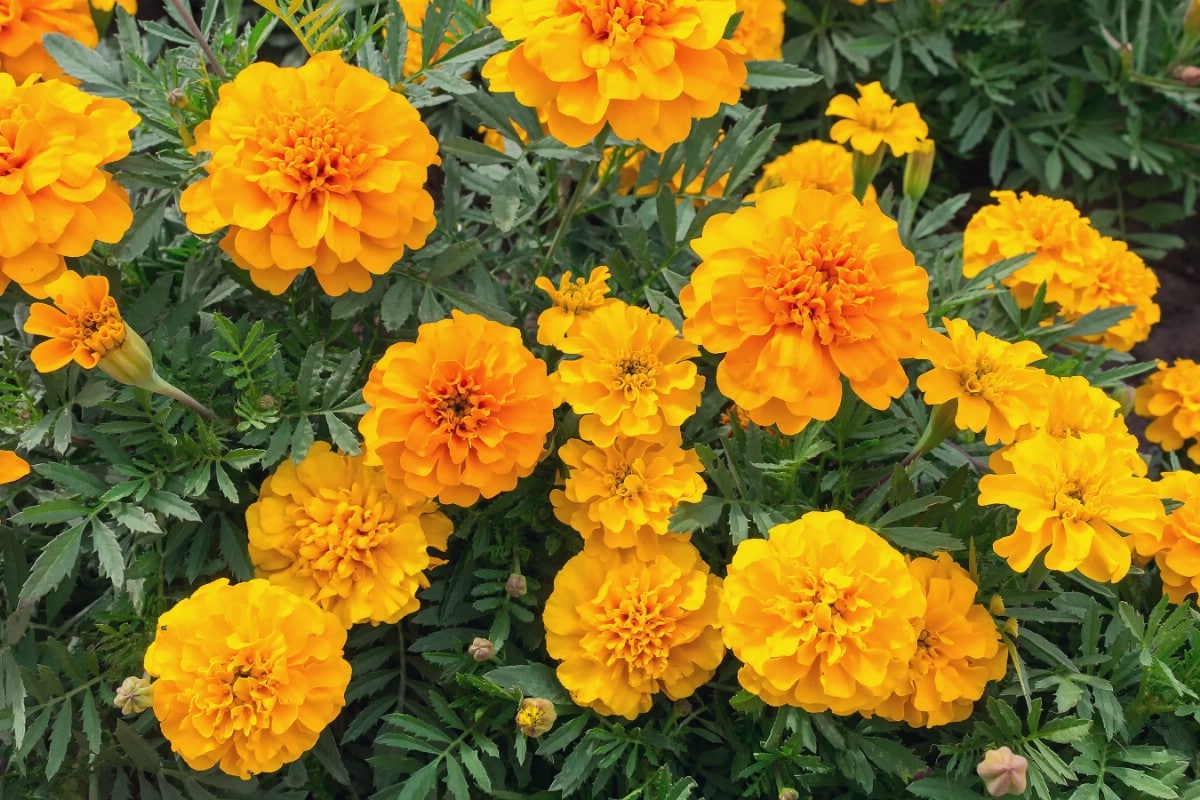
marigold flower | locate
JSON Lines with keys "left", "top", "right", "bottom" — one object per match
{"left": 515, "top": 697, "right": 557, "bottom": 737}
{"left": 359, "top": 311, "right": 557, "bottom": 507}
{"left": 143, "top": 578, "right": 351, "bottom": 779}
{"left": 482, "top": 0, "right": 747, "bottom": 152}
{"left": 916, "top": 318, "right": 1049, "bottom": 446}
{"left": 545, "top": 536, "right": 724, "bottom": 719}
{"left": 1135, "top": 359, "right": 1200, "bottom": 462}
{"left": 0, "top": 76, "right": 136, "bottom": 298}
{"left": 468, "top": 637, "right": 495, "bottom": 661}
{"left": 977, "top": 747, "right": 1029, "bottom": 797}
{"left": 505, "top": 573, "right": 528, "bottom": 597}
{"left": 91, "top": 0, "right": 136, "bottom": 12}
{"left": 719, "top": 510, "right": 925, "bottom": 714}
{"left": 825, "top": 81, "right": 928, "bottom": 156}
{"left": 682, "top": 185, "right": 929, "bottom": 435}
{"left": 556, "top": 302, "right": 704, "bottom": 446}
{"left": 25, "top": 271, "right": 125, "bottom": 371}
{"left": 732, "top": 0, "right": 785, "bottom": 61}
{"left": 754, "top": 140, "right": 862, "bottom": 197}
{"left": 399, "top": 0, "right": 431, "bottom": 76}
{"left": 980, "top": 432, "right": 1165, "bottom": 583}
{"left": 179, "top": 51, "right": 440, "bottom": 297}
{"left": 1146, "top": 471, "right": 1200, "bottom": 603}
{"left": 902, "top": 138, "right": 936, "bottom": 202}
{"left": 114, "top": 674, "right": 153, "bottom": 715}
{"left": 0, "top": 449, "right": 30, "bottom": 484}
{"left": 0, "top": 0, "right": 97, "bottom": 82}
{"left": 1057, "top": 235, "right": 1160, "bottom": 352}
{"left": 535, "top": 265, "right": 621, "bottom": 346}
{"left": 246, "top": 442, "right": 452, "bottom": 628}
{"left": 550, "top": 434, "right": 705, "bottom": 554}
{"left": 875, "top": 553, "right": 1007, "bottom": 728}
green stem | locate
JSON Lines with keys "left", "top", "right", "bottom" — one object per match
{"left": 541, "top": 128, "right": 609, "bottom": 274}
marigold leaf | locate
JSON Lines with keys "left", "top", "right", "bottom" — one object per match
{"left": 91, "top": 520, "right": 125, "bottom": 589}
{"left": 743, "top": 60, "right": 821, "bottom": 90}
{"left": 483, "top": 664, "right": 570, "bottom": 705}
{"left": 19, "top": 524, "right": 84, "bottom": 605}
{"left": 45, "top": 697, "right": 72, "bottom": 780}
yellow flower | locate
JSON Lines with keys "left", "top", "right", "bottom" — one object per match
{"left": 399, "top": 0, "right": 431, "bottom": 76}
{"left": 544, "top": 536, "right": 724, "bottom": 719}
{"left": 1149, "top": 471, "right": 1200, "bottom": 603}
{"left": 1057, "top": 235, "right": 1160, "bottom": 353}
{"left": 246, "top": 442, "right": 453, "bottom": 628}
{"left": 359, "top": 311, "right": 557, "bottom": 507}
{"left": 550, "top": 434, "right": 705, "bottom": 554}
{"left": 143, "top": 578, "right": 351, "bottom": 779}
{"left": 515, "top": 697, "right": 557, "bottom": 737}
{"left": 681, "top": 185, "right": 929, "bottom": 435}
{"left": 481, "top": 0, "right": 747, "bottom": 152}
{"left": 754, "top": 140, "right": 862, "bottom": 196}
{"left": 179, "top": 51, "right": 440, "bottom": 297}
{"left": 979, "top": 432, "right": 1165, "bottom": 582}
{"left": 24, "top": 271, "right": 126, "bottom": 371}
{"left": 0, "top": 76, "right": 136, "bottom": 298}
{"left": 1135, "top": 359, "right": 1200, "bottom": 462}
{"left": 0, "top": 0, "right": 97, "bottom": 82}
{"left": 556, "top": 301, "right": 705, "bottom": 446}
{"left": 916, "top": 318, "right": 1048, "bottom": 446}
{"left": 0, "top": 449, "right": 29, "bottom": 484}
{"left": 601, "top": 145, "right": 647, "bottom": 194}
{"left": 534, "top": 265, "right": 621, "bottom": 346}
{"left": 719, "top": 510, "right": 925, "bottom": 715}
{"left": 732, "top": 0, "right": 785, "bottom": 61}
{"left": 875, "top": 553, "right": 1007, "bottom": 728}
{"left": 825, "top": 81, "right": 928, "bottom": 156}
{"left": 90, "top": 0, "right": 135, "bottom": 12}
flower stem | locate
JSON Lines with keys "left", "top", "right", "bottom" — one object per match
{"left": 541, "top": 128, "right": 609, "bottom": 274}
{"left": 168, "top": 0, "right": 227, "bottom": 80}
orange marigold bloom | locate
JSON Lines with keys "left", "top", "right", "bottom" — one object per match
{"left": 0, "top": 76, "right": 136, "bottom": 298}
{"left": 754, "top": 140, "right": 860, "bottom": 196}
{"left": 179, "top": 52, "right": 440, "bottom": 297}
{"left": 482, "top": 0, "right": 747, "bottom": 152}
{"left": 1057, "top": 235, "right": 1160, "bottom": 353}
{"left": 979, "top": 432, "right": 1165, "bottom": 583}
{"left": 359, "top": 311, "right": 557, "bottom": 507}
{"left": 550, "top": 434, "right": 705, "bottom": 555}
{"left": 544, "top": 536, "right": 724, "bottom": 719}
{"left": 875, "top": 553, "right": 1007, "bottom": 728}
{"left": 534, "top": 265, "right": 620, "bottom": 346}
{"left": 91, "top": 0, "right": 136, "bottom": 12}
{"left": 681, "top": 185, "right": 929, "bottom": 435}
{"left": 556, "top": 302, "right": 705, "bottom": 446}
{"left": 825, "top": 81, "right": 928, "bottom": 156}
{"left": 732, "top": 0, "right": 785, "bottom": 61}
{"left": 143, "top": 578, "right": 351, "bottom": 779}
{"left": 916, "top": 318, "right": 1049, "bottom": 446}
{"left": 1149, "top": 471, "right": 1200, "bottom": 604}
{"left": 1135, "top": 359, "right": 1200, "bottom": 462}
{"left": 719, "top": 510, "right": 925, "bottom": 714}
{"left": 0, "top": 0, "right": 96, "bottom": 82}
{"left": 246, "top": 442, "right": 453, "bottom": 628}
{"left": 0, "top": 449, "right": 29, "bottom": 483}
{"left": 25, "top": 270, "right": 126, "bottom": 371}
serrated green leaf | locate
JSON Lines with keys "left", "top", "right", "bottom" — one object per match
{"left": 91, "top": 519, "right": 125, "bottom": 589}
{"left": 744, "top": 60, "right": 821, "bottom": 89}
{"left": 19, "top": 523, "right": 84, "bottom": 605}
{"left": 45, "top": 696, "right": 72, "bottom": 780}
{"left": 483, "top": 664, "right": 570, "bottom": 705}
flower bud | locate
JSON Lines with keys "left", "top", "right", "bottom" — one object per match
{"left": 1003, "top": 618, "right": 1019, "bottom": 639}
{"left": 97, "top": 326, "right": 159, "bottom": 391}
{"left": 1187, "top": 0, "right": 1200, "bottom": 37}
{"left": 1174, "top": 65, "right": 1200, "bottom": 86}
{"left": 989, "top": 594, "right": 1006, "bottom": 616}
{"left": 977, "top": 746, "right": 1028, "bottom": 796}
{"left": 779, "top": 790, "right": 800, "bottom": 800}
{"left": 505, "top": 573, "right": 527, "bottom": 598}
{"left": 114, "top": 674, "right": 154, "bottom": 715}
{"left": 515, "top": 697, "right": 557, "bottom": 738}
{"left": 468, "top": 637, "right": 495, "bottom": 662}
{"left": 166, "top": 88, "right": 189, "bottom": 108}
{"left": 903, "top": 139, "right": 936, "bottom": 203}
{"left": 851, "top": 145, "right": 885, "bottom": 201}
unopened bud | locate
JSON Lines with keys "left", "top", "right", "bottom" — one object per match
{"left": 1003, "top": 618, "right": 1019, "bottom": 639}
{"left": 515, "top": 697, "right": 556, "bottom": 738}
{"left": 1174, "top": 65, "right": 1200, "bottom": 86}
{"left": 674, "top": 698, "right": 692, "bottom": 716}
{"left": 468, "top": 637, "right": 495, "bottom": 662}
{"left": 989, "top": 595, "right": 1006, "bottom": 616}
{"left": 505, "top": 573, "right": 527, "bottom": 598}
{"left": 977, "top": 746, "right": 1028, "bottom": 797}
{"left": 114, "top": 674, "right": 153, "bottom": 715}
{"left": 1186, "top": 0, "right": 1200, "bottom": 37}
{"left": 779, "top": 790, "right": 800, "bottom": 800}
{"left": 850, "top": 145, "right": 885, "bottom": 202}
{"left": 166, "top": 88, "right": 189, "bottom": 108}
{"left": 257, "top": 393, "right": 277, "bottom": 410}
{"left": 903, "top": 139, "right": 936, "bottom": 203}
{"left": 1112, "top": 384, "right": 1136, "bottom": 416}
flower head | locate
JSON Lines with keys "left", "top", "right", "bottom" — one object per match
{"left": 719, "top": 510, "right": 925, "bottom": 714}
{"left": 1135, "top": 359, "right": 1200, "bottom": 462}
{"left": 875, "top": 553, "right": 1007, "bottom": 728}
{"left": 515, "top": 697, "right": 557, "bottom": 737}
{"left": 550, "top": 434, "right": 705, "bottom": 555}
{"left": 246, "top": 442, "right": 453, "bottom": 628}
{"left": 0, "top": 76, "right": 136, "bottom": 298}
{"left": 534, "top": 265, "right": 621, "bottom": 346}
{"left": 1058, "top": 235, "right": 1160, "bottom": 352}
{"left": 1148, "top": 471, "right": 1200, "bottom": 603}
{"left": 732, "top": 0, "right": 785, "bottom": 61}
{"left": 825, "top": 81, "right": 928, "bottom": 156}
{"left": 179, "top": 52, "right": 440, "bottom": 296}
{"left": 143, "top": 578, "right": 351, "bottom": 779}
{"left": 25, "top": 271, "right": 126, "bottom": 371}
{"left": 0, "top": 0, "right": 97, "bottom": 82}
{"left": 682, "top": 185, "right": 930, "bottom": 434}
{"left": 482, "top": 0, "right": 747, "bottom": 151}
{"left": 545, "top": 536, "right": 724, "bottom": 719}
{"left": 0, "top": 449, "right": 30, "bottom": 484}
{"left": 977, "top": 747, "right": 1029, "bottom": 797}
{"left": 359, "top": 311, "right": 557, "bottom": 506}
{"left": 556, "top": 302, "right": 704, "bottom": 446}
{"left": 980, "top": 432, "right": 1165, "bottom": 582}
{"left": 916, "top": 319, "right": 1048, "bottom": 445}
{"left": 753, "top": 140, "right": 867, "bottom": 197}
{"left": 114, "top": 674, "right": 154, "bottom": 715}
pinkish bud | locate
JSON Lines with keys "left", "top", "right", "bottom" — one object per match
{"left": 114, "top": 674, "right": 154, "bottom": 716}
{"left": 977, "top": 746, "right": 1029, "bottom": 797}
{"left": 1173, "top": 65, "right": 1200, "bottom": 87}
{"left": 468, "top": 637, "right": 495, "bottom": 662}
{"left": 505, "top": 573, "right": 527, "bottom": 598}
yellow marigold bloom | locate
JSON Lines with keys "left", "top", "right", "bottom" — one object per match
{"left": 681, "top": 185, "right": 929, "bottom": 435}
{"left": 1135, "top": 359, "right": 1200, "bottom": 462}
{"left": 481, "top": 0, "right": 748, "bottom": 152}
{"left": 359, "top": 311, "right": 557, "bottom": 507}
{"left": 875, "top": 553, "right": 1007, "bottom": 728}
{"left": 0, "top": 0, "right": 96, "bottom": 82}
{"left": 825, "top": 81, "right": 928, "bottom": 156}
{"left": 143, "top": 578, "right": 351, "bottom": 779}
{"left": 0, "top": 449, "right": 29, "bottom": 483}
{"left": 24, "top": 271, "right": 125, "bottom": 371}
{"left": 534, "top": 265, "right": 620, "bottom": 346}
{"left": 0, "top": 76, "right": 136, "bottom": 298}
{"left": 755, "top": 140, "right": 854, "bottom": 195}
{"left": 601, "top": 145, "right": 646, "bottom": 194}
{"left": 550, "top": 434, "right": 705, "bottom": 554}
{"left": 1057, "top": 236, "right": 1160, "bottom": 353}
{"left": 556, "top": 302, "right": 705, "bottom": 446}
{"left": 916, "top": 318, "right": 1049, "bottom": 446}
{"left": 90, "top": 0, "right": 135, "bottom": 13}
{"left": 179, "top": 52, "right": 440, "bottom": 297}
{"left": 399, "top": 0, "right": 430, "bottom": 76}
{"left": 246, "top": 442, "right": 453, "bottom": 628}
{"left": 544, "top": 536, "right": 724, "bottom": 719}
{"left": 732, "top": 0, "right": 785, "bottom": 61}
{"left": 719, "top": 510, "right": 925, "bottom": 715}
{"left": 515, "top": 697, "right": 557, "bottom": 737}
{"left": 962, "top": 191, "right": 1100, "bottom": 309}
{"left": 1149, "top": 471, "right": 1200, "bottom": 603}
{"left": 980, "top": 432, "right": 1165, "bottom": 583}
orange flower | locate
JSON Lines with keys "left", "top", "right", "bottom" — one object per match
{"left": 1135, "top": 359, "right": 1200, "bottom": 462}
{"left": 359, "top": 311, "right": 557, "bottom": 506}
{"left": 825, "top": 81, "right": 928, "bottom": 156}
{"left": 0, "top": 449, "right": 29, "bottom": 484}
{"left": 534, "top": 265, "right": 621, "bottom": 346}
{"left": 732, "top": 0, "right": 785, "bottom": 62}
{"left": 681, "top": 185, "right": 929, "bottom": 434}
{"left": 24, "top": 271, "right": 125, "bottom": 372}
{"left": 180, "top": 52, "right": 440, "bottom": 297}
{"left": 1058, "top": 235, "right": 1160, "bottom": 353}
{"left": 482, "top": 0, "right": 747, "bottom": 151}
{"left": 0, "top": 75, "right": 136, "bottom": 298}
{"left": 1149, "top": 471, "right": 1200, "bottom": 604}
{"left": 0, "top": 0, "right": 97, "bottom": 82}
{"left": 754, "top": 140, "right": 868, "bottom": 197}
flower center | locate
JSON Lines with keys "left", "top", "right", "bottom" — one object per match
{"left": 255, "top": 108, "right": 367, "bottom": 203}
{"left": 586, "top": 576, "right": 679, "bottom": 678}
{"left": 613, "top": 350, "right": 659, "bottom": 397}
{"left": 71, "top": 300, "right": 126, "bottom": 358}
{"left": 916, "top": 627, "right": 944, "bottom": 661}
{"left": 421, "top": 368, "right": 498, "bottom": 439}
{"left": 193, "top": 641, "right": 285, "bottom": 743}
{"left": 295, "top": 490, "right": 394, "bottom": 596}
{"left": 1053, "top": 479, "right": 1093, "bottom": 521}
{"left": 773, "top": 567, "right": 877, "bottom": 664}
{"left": 556, "top": 276, "right": 608, "bottom": 314}
{"left": 604, "top": 460, "right": 647, "bottom": 499}
{"left": 572, "top": 0, "right": 670, "bottom": 44}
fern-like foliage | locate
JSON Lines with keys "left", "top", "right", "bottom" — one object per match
{"left": 249, "top": 0, "right": 346, "bottom": 55}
